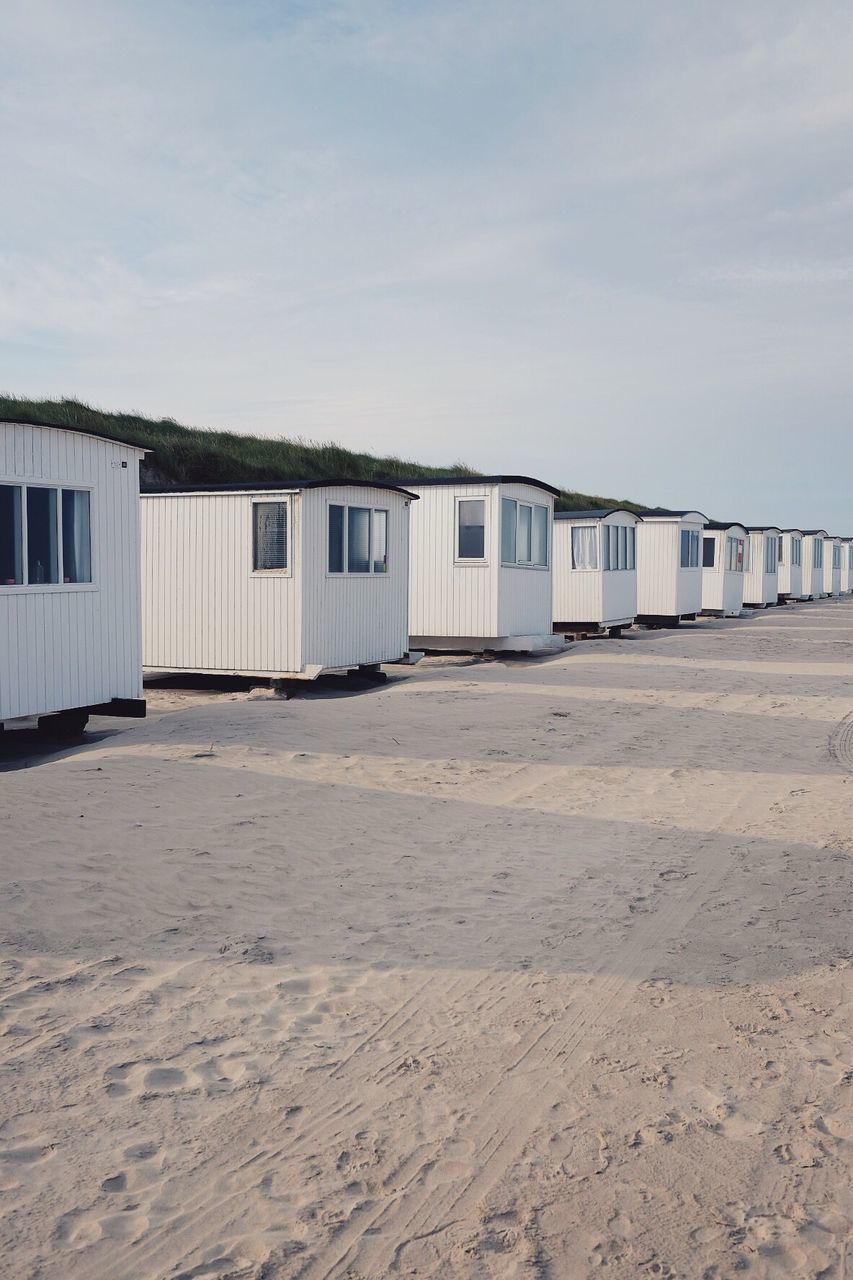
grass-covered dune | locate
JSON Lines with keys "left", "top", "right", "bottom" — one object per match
{"left": 0, "top": 396, "right": 648, "bottom": 513}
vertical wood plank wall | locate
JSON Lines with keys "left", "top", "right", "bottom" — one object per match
{"left": 0, "top": 423, "right": 144, "bottom": 720}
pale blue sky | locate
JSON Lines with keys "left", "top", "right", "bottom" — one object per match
{"left": 2, "top": 1, "right": 852, "bottom": 527}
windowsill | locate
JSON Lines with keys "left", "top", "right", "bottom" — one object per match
{"left": 325, "top": 572, "right": 391, "bottom": 579}
{"left": 500, "top": 562, "right": 549, "bottom": 571}
{"left": 0, "top": 582, "right": 98, "bottom": 594}
{"left": 453, "top": 559, "right": 489, "bottom": 568}
{"left": 252, "top": 568, "right": 292, "bottom": 577}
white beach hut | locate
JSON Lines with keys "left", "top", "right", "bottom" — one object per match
{"left": 142, "top": 481, "right": 416, "bottom": 679}
{"left": 777, "top": 530, "right": 804, "bottom": 602}
{"left": 823, "top": 536, "right": 843, "bottom": 597}
{"left": 835, "top": 537, "right": 845, "bottom": 591}
{"left": 802, "top": 531, "right": 828, "bottom": 599}
{"left": 636, "top": 510, "right": 708, "bottom": 626}
{"left": 1, "top": 418, "right": 146, "bottom": 736}
{"left": 700, "top": 521, "right": 747, "bottom": 617}
{"left": 742, "top": 527, "right": 781, "bottom": 608}
{"left": 552, "top": 509, "right": 641, "bottom": 636}
{"left": 404, "top": 476, "right": 560, "bottom": 652}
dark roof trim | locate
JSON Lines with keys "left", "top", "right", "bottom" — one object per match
{"left": 0, "top": 415, "right": 147, "bottom": 454}
{"left": 780, "top": 528, "right": 804, "bottom": 536}
{"left": 802, "top": 529, "right": 829, "bottom": 537}
{"left": 746, "top": 525, "right": 782, "bottom": 534}
{"left": 143, "top": 479, "right": 420, "bottom": 499}
{"left": 554, "top": 508, "right": 643, "bottom": 521}
{"left": 705, "top": 520, "right": 748, "bottom": 532}
{"left": 393, "top": 474, "right": 562, "bottom": 497}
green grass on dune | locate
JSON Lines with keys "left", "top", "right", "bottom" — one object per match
{"left": 0, "top": 396, "right": 648, "bottom": 512}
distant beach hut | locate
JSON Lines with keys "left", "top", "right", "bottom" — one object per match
{"left": 840, "top": 539, "right": 853, "bottom": 594}
{"left": 823, "top": 536, "right": 843, "bottom": 597}
{"left": 142, "top": 481, "right": 417, "bottom": 679}
{"left": 636, "top": 510, "right": 708, "bottom": 626}
{"left": 802, "top": 531, "right": 828, "bottom": 599}
{"left": 403, "top": 476, "right": 562, "bottom": 652}
{"left": 777, "top": 530, "right": 805, "bottom": 602}
{"left": 700, "top": 521, "right": 747, "bottom": 617}
{"left": 1, "top": 418, "right": 146, "bottom": 735}
{"left": 743, "top": 527, "right": 781, "bottom": 608}
{"left": 552, "top": 509, "right": 642, "bottom": 636}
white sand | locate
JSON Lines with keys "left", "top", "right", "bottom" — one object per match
{"left": 2, "top": 600, "right": 852, "bottom": 1279}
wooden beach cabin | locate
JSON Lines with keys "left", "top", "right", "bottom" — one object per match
{"left": 404, "top": 476, "right": 561, "bottom": 652}
{"left": 777, "top": 530, "right": 804, "bottom": 602}
{"left": 636, "top": 510, "right": 708, "bottom": 626}
{"left": 142, "top": 482, "right": 416, "bottom": 679}
{"left": 823, "top": 536, "right": 843, "bottom": 597}
{"left": 742, "top": 527, "right": 781, "bottom": 608}
{"left": 552, "top": 509, "right": 641, "bottom": 636}
{"left": 840, "top": 539, "right": 853, "bottom": 594}
{"left": 1, "top": 418, "right": 146, "bottom": 735}
{"left": 802, "top": 531, "right": 828, "bottom": 599}
{"left": 700, "top": 521, "right": 747, "bottom": 617}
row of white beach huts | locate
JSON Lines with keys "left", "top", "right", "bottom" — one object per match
{"left": 1, "top": 418, "right": 851, "bottom": 734}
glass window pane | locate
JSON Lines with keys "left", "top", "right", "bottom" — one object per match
{"left": 500, "top": 498, "right": 516, "bottom": 563}
{"left": 618, "top": 525, "right": 627, "bottom": 568}
{"left": 27, "top": 487, "right": 58, "bottom": 584}
{"left": 347, "top": 506, "right": 371, "bottom": 572}
{"left": 571, "top": 525, "right": 598, "bottom": 570}
{"left": 517, "top": 504, "right": 532, "bottom": 563}
{"left": 532, "top": 505, "right": 548, "bottom": 566}
{"left": 253, "top": 501, "right": 287, "bottom": 570}
{"left": 703, "top": 536, "right": 715, "bottom": 568}
{"left": 609, "top": 525, "right": 618, "bottom": 569}
{"left": 62, "top": 489, "right": 91, "bottom": 583}
{"left": 602, "top": 525, "right": 610, "bottom": 571}
{"left": 0, "top": 484, "right": 23, "bottom": 584}
{"left": 628, "top": 525, "right": 636, "bottom": 570}
{"left": 680, "top": 529, "right": 689, "bottom": 568}
{"left": 328, "top": 504, "right": 344, "bottom": 572}
{"left": 459, "top": 499, "right": 486, "bottom": 559}
{"left": 373, "top": 509, "right": 388, "bottom": 573}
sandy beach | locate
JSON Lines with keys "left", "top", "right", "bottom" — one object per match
{"left": 2, "top": 600, "right": 852, "bottom": 1279}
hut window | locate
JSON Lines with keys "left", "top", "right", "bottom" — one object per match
{"left": 499, "top": 498, "right": 516, "bottom": 563}
{"left": 792, "top": 538, "right": 802, "bottom": 567}
{"left": 458, "top": 499, "right": 486, "bottom": 560}
{"left": 502, "top": 499, "right": 549, "bottom": 567}
{"left": 702, "top": 537, "right": 716, "bottom": 568}
{"left": 725, "top": 536, "right": 744, "bottom": 572}
{"left": 833, "top": 543, "right": 843, "bottom": 569}
{"left": 27, "top": 487, "right": 59, "bottom": 584}
{"left": 602, "top": 524, "right": 635, "bottom": 570}
{"left": 253, "top": 501, "right": 288, "bottom": 571}
{"left": 328, "top": 504, "right": 390, "bottom": 574}
{"left": 62, "top": 490, "right": 92, "bottom": 583}
{"left": 777, "top": 536, "right": 784, "bottom": 564}
{"left": 764, "top": 538, "right": 778, "bottom": 574}
{"left": 680, "top": 529, "right": 700, "bottom": 568}
{"left": 813, "top": 539, "right": 823, "bottom": 569}
{"left": 532, "top": 506, "right": 548, "bottom": 566}
{"left": 0, "top": 485, "right": 23, "bottom": 584}
{"left": 571, "top": 525, "right": 598, "bottom": 570}
{"left": 373, "top": 509, "right": 388, "bottom": 574}
{"left": 849, "top": 545, "right": 853, "bottom": 569}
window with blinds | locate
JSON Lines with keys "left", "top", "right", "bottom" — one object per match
{"left": 253, "top": 502, "right": 288, "bottom": 570}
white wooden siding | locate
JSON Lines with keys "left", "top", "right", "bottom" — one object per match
{"left": 553, "top": 513, "right": 638, "bottom": 627}
{"left": 802, "top": 534, "right": 826, "bottom": 599}
{"left": 742, "top": 531, "right": 780, "bottom": 607}
{"left": 823, "top": 538, "right": 842, "bottom": 597}
{"left": 701, "top": 530, "right": 745, "bottom": 616}
{"left": 777, "top": 534, "right": 803, "bottom": 599}
{"left": 637, "top": 516, "right": 704, "bottom": 619}
{"left": 841, "top": 542, "right": 853, "bottom": 594}
{"left": 142, "top": 484, "right": 411, "bottom": 677}
{"left": 0, "top": 422, "right": 144, "bottom": 721}
{"left": 300, "top": 485, "right": 411, "bottom": 669}
{"left": 407, "top": 481, "right": 554, "bottom": 644}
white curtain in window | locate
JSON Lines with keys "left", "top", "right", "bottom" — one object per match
{"left": 62, "top": 489, "right": 92, "bottom": 583}
{"left": 372, "top": 509, "right": 388, "bottom": 573}
{"left": 571, "top": 525, "right": 598, "bottom": 570}
{"left": 253, "top": 502, "right": 287, "bottom": 570}
{"left": 347, "top": 506, "right": 371, "bottom": 573}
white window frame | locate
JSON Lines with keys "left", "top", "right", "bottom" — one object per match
{"left": 251, "top": 497, "right": 292, "bottom": 576}
{"left": 500, "top": 497, "right": 549, "bottom": 569}
{"left": 0, "top": 478, "right": 97, "bottom": 594}
{"left": 326, "top": 501, "right": 391, "bottom": 577}
{"left": 454, "top": 494, "right": 489, "bottom": 566}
